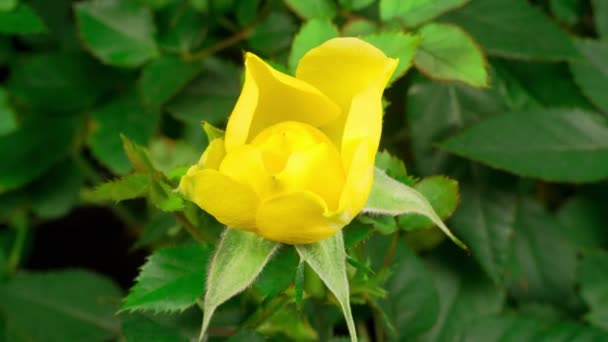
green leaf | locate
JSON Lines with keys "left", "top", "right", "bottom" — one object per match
{"left": 0, "top": 38, "right": 14, "bottom": 65}
{"left": 0, "top": 0, "right": 17, "bottom": 11}
{"left": 440, "top": 109, "right": 608, "bottom": 182}
{"left": 556, "top": 196, "right": 608, "bottom": 249}
{"left": 338, "top": 0, "right": 374, "bottom": 11}
{"left": 369, "top": 236, "right": 439, "bottom": 340}
{"left": 132, "top": 213, "right": 179, "bottom": 250}
{"left": 569, "top": 39, "right": 608, "bottom": 113}
{"left": 592, "top": 0, "right": 608, "bottom": 39}
{"left": 507, "top": 198, "right": 580, "bottom": 311}
{"left": 398, "top": 175, "right": 460, "bottom": 231}
{"left": 89, "top": 91, "right": 161, "bottom": 174}
{"left": 139, "top": 55, "right": 205, "bottom": 110}
{"left": 149, "top": 180, "right": 185, "bottom": 212}
{"left": 26, "top": 0, "right": 79, "bottom": 49}
{"left": 380, "top": 0, "right": 468, "bottom": 27}
{"left": 0, "top": 4, "right": 46, "bottom": 34}
{"left": 295, "top": 232, "right": 356, "bottom": 342}
{"left": 414, "top": 23, "right": 488, "bottom": 87}
{"left": 343, "top": 220, "right": 373, "bottom": 247}
{"left": 294, "top": 259, "right": 305, "bottom": 308}
{"left": 149, "top": 139, "right": 199, "bottom": 177}
{"left": 0, "top": 117, "right": 78, "bottom": 192}
{"left": 84, "top": 173, "right": 151, "bottom": 203}
{"left": 256, "top": 304, "right": 318, "bottom": 340}
{"left": 359, "top": 214, "right": 397, "bottom": 234}
{"left": 365, "top": 168, "right": 466, "bottom": 249}
{"left": 201, "top": 229, "right": 279, "bottom": 340}
{"left": 406, "top": 76, "right": 503, "bottom": 175}
{"left": 463, "top": 314, "right": 608, "bottom": 341}
{"left": 0, "top": 270, "right": 122, "bottom": 341}
{"left": 549, "top": 0, "right": 582, "bottom": 26}
{"left": 448, "top": 167, "right": 516, "bottom": 284}
{"left": 284, "top": 0, "right": 336, "bottom": 19}
{"left": 137, "top": 0, "right": 178, "bottom": 9}
{"left": 29, "top": 160, "right": 85, "bottom": 219}
{"left": 75, "top": 0, "right": 159, "bottom": 67}
{"left": 0, "top": 87, "right": 17, "bottom": 136}
{"left": 236, "top": 0, "right": 259, "bottom": 26}
{"left": 8, "top": 52, "right": 111, "bottom": 112}
{"left": 419, "top": 250, "right": 505, "bottom": 342}
{"left": 289, "top": 18, "right": 339, "bottom": 73}
{"left": 579, "top": 250, "right": 608, "bottom": 330}
{"left": 341, "top": 19, "right": 378, "bottom": 36}
{"left": 492, "top": 60, "right": 592, "bottom": 109}
{"left": 362, "top": 32, "right": 420, "bottom": 83}
{"left": 374, "top": 150, "right": 409, "bottom": 184}
{"left": 228, "top": 329, "right": 266, "bottom": 342}
{"left": 248, "top": 11, "right": 297, "bottom": 55}
{"left": 156, "top": 4, "right": 206, "bottom": 54}
{"left": 0, "top": 250, "right": 6, "bottom": 282}
{"left": 168, "top": 58, "right": 241, "bottom": 125}
{"left": 261, "top": 306, "right": 318, "bottom": 341}
{"left": 123, "top": 244, "right": 213, "bottom": 313}
{"left": 254, "top": 247, "right": 298, "bottom": 298}
{"left": 189, "top": 0, "right": 208, "bottom": 12}
{"left": 441, "top": 0, "right": 580, "bottom": 60}
{"left": 121, "top": 311, "right": 199, "bottom": 342}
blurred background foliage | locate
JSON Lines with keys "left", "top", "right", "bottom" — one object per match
{"left": 1, "top": 0, "right": 608, "bottom": 341}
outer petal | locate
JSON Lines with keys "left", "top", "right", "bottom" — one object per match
{"left": 198, "top": 138, "right": 226, "bottom": 170}
{"left": 218, "top": 144, "right": 276, "bottom": 198}
{"left": 339, "top": 138, "right": 375, "bottom": 221}
{"left": 341, "top": 80, "right": 390, "bottom": 162}
{"left": 256, "top": 192, "right": 346, "bottom": 244}
{"left": 179, "top": 169, "right": 259, "bottom": 230}
{"left": 225, "top": 53, "right": 341, "bottom": 151}
{"left": 295, "top": 38, "right": 398, "bottom": 147}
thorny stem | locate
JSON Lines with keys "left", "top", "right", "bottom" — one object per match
{"left": 174, "top": 211, "right": 211, "bottom": 243}
{"left": 182, "top": 0, "right": 272, "bottom": 61}
{"left": 382, "top": 232, "right": 400, "bottom": 268}
{"left": 245, "top": 295, "right": 290, "bottom": 328}
{"left": 183, "top": 28, "right": 254, "bottom": 61}
{"left": 73, "top": 153, "right": 142, "bottom": 230}
{"left": 7, "top": 212, "right": 27, "bottom": 275}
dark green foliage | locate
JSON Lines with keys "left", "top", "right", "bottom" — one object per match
{"left": 1, "top": 0, "right": 607, "bottom": 340}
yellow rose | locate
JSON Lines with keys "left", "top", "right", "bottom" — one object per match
{"left": 179, "top": 38, "right": 398, "bottom": 244}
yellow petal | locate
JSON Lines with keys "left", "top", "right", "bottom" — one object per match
{"left": 179, "top": 169, "right": 259, "bottom": 230}
{"left": 295, "top": 37, "right": 398, "bottom": 145}
{"left": 218, "top": 144, "right": 276, "bottom": 198}
{"left": 339, "top": 138, "right": 375, "bottom": 220}
{"left": 256, "top": 192, "right": 345, "bottom": 244}
{"left": 225, "top": 53, "right": 341, "bottom": 152}
{"left": 198, "top": 138, "right": 226, "bottom": 170}
{"left": 340, "top": 82, "right": 387, "bottom": 160}
{"left": 276, "top": 142, "right": 344, "bottom": 211}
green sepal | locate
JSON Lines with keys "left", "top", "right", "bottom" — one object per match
{"left": 295, "top": 232, "right": 357, "bottom": 342}
{"left": 200, "top": 228, "right": 279, "bottom": 341}
{"left": 121, "top": 134, "right": 157, "bottom": 174}
{"left": 364, "top": 167, "right": 467, "bottom": 250}
{"left": 201, "top": 121, "right": 225, "bottom": 142}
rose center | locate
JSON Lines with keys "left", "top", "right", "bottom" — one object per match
{"left": 249, "top": 121, "right": 345, "bottom": 210}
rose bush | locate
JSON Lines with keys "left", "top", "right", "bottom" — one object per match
{"left": 180, "top": 38, "right": 398, "bottom": 244}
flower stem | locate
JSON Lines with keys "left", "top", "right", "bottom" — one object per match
{"left": 7, "top": 212, "right": 27, "bottom": 275}
{"left": 184, "top": 28, "right": 254, "bottom": 61}
{"left": 174, "top": 211, "right": 211, "bottom": 243}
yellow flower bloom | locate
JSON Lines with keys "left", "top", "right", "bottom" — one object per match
{"left": 180, "top": 38, "right": 398, "bottom": 244}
